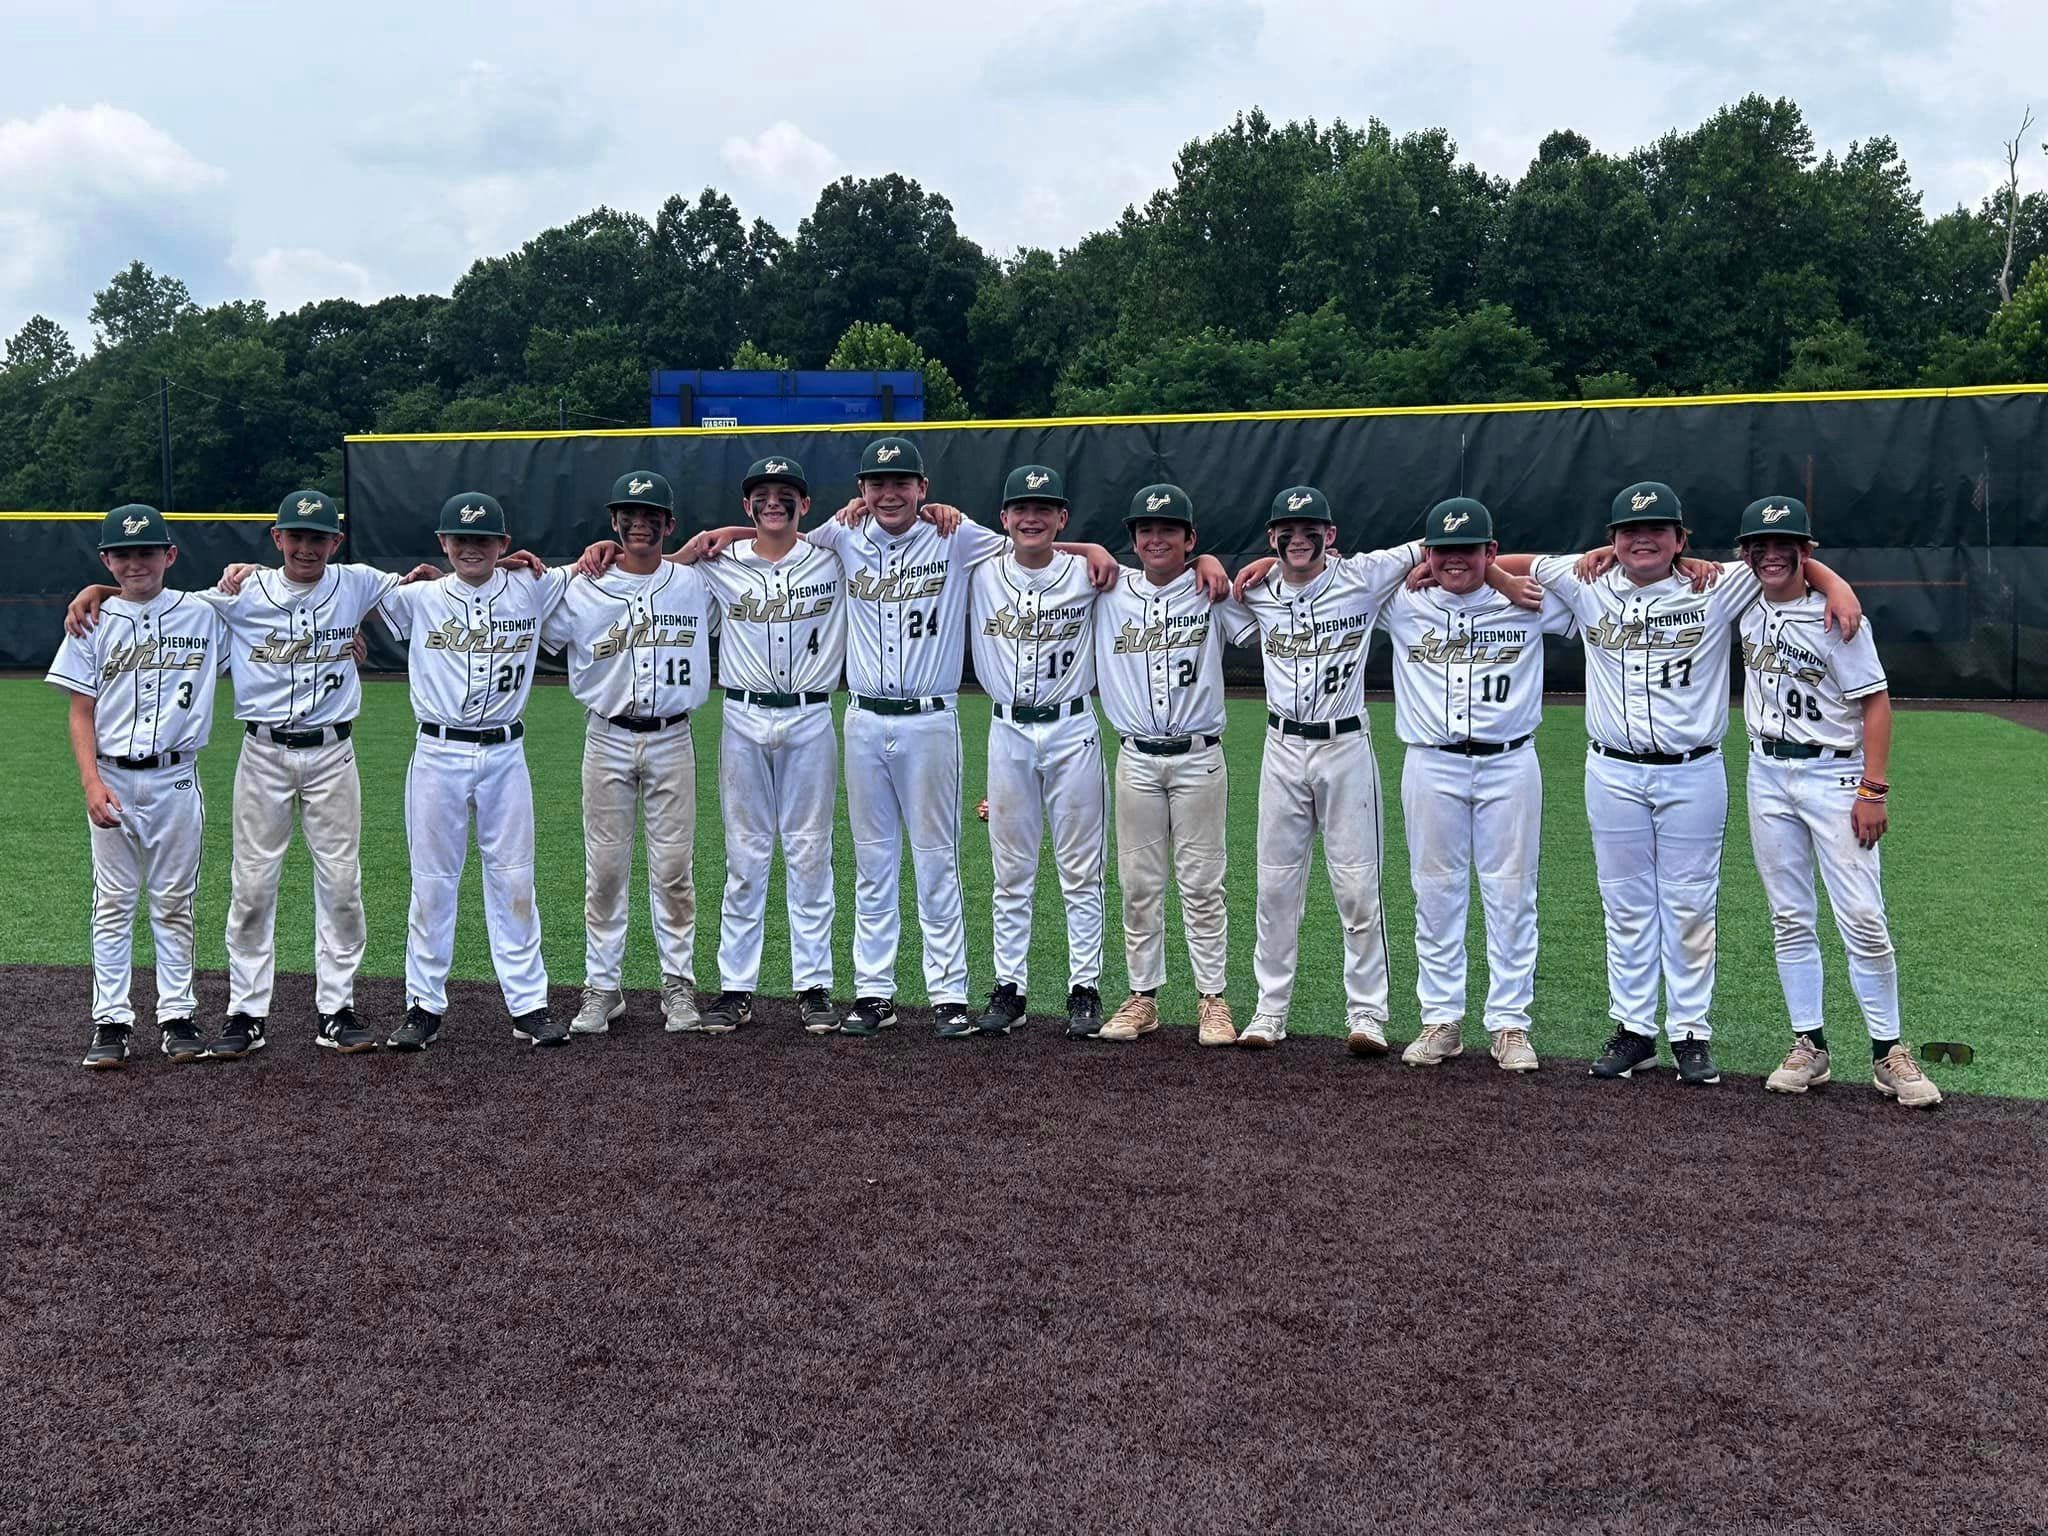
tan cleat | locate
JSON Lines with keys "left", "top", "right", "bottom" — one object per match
{"left": 1402, "top": 1020, "right": 1464, "bottom": 1067}
{"left": 1766, "top": 1035, "right": 1831, "bottom": 1094}
{"left": 1345, "top": 1017, "right": 1390, "bottom": 1057}
{"left": 1099, "top": 994, "right": 1160, "bottom": 1042}
{"left": 1238, "top": 1013, "right": 1287, "bottom": 1048}
{"left": 1196, "top": 994, "right": 1236, "bottom": 1047}
{"left": 1874, "top": 1043, "right": 1942, "bottom": 1109}
{"left": 1489, "top": 1028, "right": 1539, "bottom": 1073}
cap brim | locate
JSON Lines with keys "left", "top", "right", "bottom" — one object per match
{"left": 607, "top": 499, "right": 674, "bottom": 515}
{"left": 273, "top": 519, "right": 340, "bottom": 532}
{"left": 742, "top": 474, "right": 808, "bottom": 497}
{"left": 1422, "top": 534, "right": 1491, "bottom": 547}
{"left": 99, "top": 538, "right": 173, "bottom": 549}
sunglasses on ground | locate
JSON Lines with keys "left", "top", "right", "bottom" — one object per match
{"left": 1920, "top": 1042, "right": 1974, "bottom": 1066}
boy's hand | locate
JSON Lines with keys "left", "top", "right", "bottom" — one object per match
{"left": 65, "top": 587, "right": 109, "bottom": 638}
{"left": 1574, "top": 549, "right": 1619, "bottom": 583}
{"left": 86, "top": 778, "right": 122, "bottom": 829}
{"left": 836, "top": 498, "right": 871, "bottom": 528}
{"left": 399, "top": 562, "right": 440, "bottom": 584}
{"left": 1193, "top": 554, "right": 1229, "bottom": 600}
{"left": 498, "top": 549, "right": 547, "bottom": 577}
{"left": 1406, "top": 563, "right": 1440, "bottom": 592}
{"left": 1083, "top": 545, "right": 1120, "bottom": 590}
{"left": 1852, "top": 795, "right": 1888, "bottom": 848}
{"left": 1486, "top": 568, "right": 1544, "bottom": 610}
{"left": 1677, "top": 556, "right": 1722, "bottom": 592}
{"left": 575, "top": 540, "right": 623, "bottom": 578}
{"left": 1824, "top": 589, "right": 1862, "bottom": 638}
{"left": 920, "top": 502, "right": 963, "bottom": 536}
{"left": 351, "top": 629, "right": 369, "bottom": 666}
{"left": 217, "top": 562, "right": 262, "bottom": 595}
{"left": 1233, "top": 556, "right": 1277, "bottom": 601}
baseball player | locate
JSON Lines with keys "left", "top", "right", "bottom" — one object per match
{"left": 1223, "top": 487, "right": 1423, "bottom": 1053}
{"left": 968, "top": 466, "right": 1118, "bottom": 1039}
{"left": 1734, "top": 497, "right": 1939, "bottom": 1108}
{"left": 1093, "top": 484, "right": 1246, "bottom": 1048}
{"left": 541, "top": 471, "right": 718, "bottom": 1038}
{"left": 1491, "top": 480, "right": 1859, "bottom": 1085}
{"left": 1388, "top": 498, "right": 1576, "bottom": 1073}
{"left": 376, "top": 492, "right": 573, "bottom": 1050}
{"left": 49, "top": 505, "right": 226, "bottom": 1069}
{"left": 64, "top": 489, "right": 431, "bottom": 1060}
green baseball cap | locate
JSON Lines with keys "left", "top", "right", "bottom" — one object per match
{"left": 275, "top": 489, "right": 342, "bottom": 534}
{"left": 742, "top": 455, "right": 808, "bottom": 498}
{"left": 98, "top": 503, "right": 173, "bottom": 550}
{"left": 1423, "top": 497, "right": 1495, "bottom": 546}
{"left": 1736, "top": 495, "right": 1814, "bottom": 542}
{"left": 608, "top": 470, "right": 674, "bottom": 515}
{"left": 1269, "top": 485, "right": 1335, "bottom": 526}
{"left": 1004, "top": 465, "right": 1068, "bottom": 507}
{"left": 438, "top": 491, "right": 508, "bottom": 536}
{"left": 858, "top": 437, "right": 925, "bottom": 477}
{"left": 1609, "top": 480, "right": 1684, "bottom": 528}
{"left": 1126, "top": 483, "right": 1194, "bottom": 528}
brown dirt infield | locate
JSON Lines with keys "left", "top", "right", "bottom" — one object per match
{"left": 4, "top": 965, "right": 2044, "bottom": 1535}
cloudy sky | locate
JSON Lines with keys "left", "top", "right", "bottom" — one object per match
{"left": 5, "top": 0, "right": 2043, "bottom": 350}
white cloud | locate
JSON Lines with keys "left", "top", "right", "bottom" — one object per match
{"left": 720, "top": 121, "right": 839, "bottom": 185}
{"left": 353, "top": 60, "right": 609, "bottom": 176}
{"left": 0, "top": 102, "right": 226, "bottom": 204}
{"left": 235, "top": 246, "right": 374, "bottom": 313}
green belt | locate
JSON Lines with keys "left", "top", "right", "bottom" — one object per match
{"left": 994, "top": 698, "right": 1086, "bottom": 725}
{"left": 853, "top": 695, "right": 947, "bottom": 716}
{"left": 1268, "top": 712, "right": 1363, "bottom": 740}
{"left": 1757, "top": 737, "right": 1852, "bottom": 760}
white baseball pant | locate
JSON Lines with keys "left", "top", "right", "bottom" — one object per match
{"left": 226, "top": 734, "right": 367, "bottom": 1018}
{"left": 986, "top": 710, "right": 1105, "bottom": 994}
{"left": 1746, "top": 750, "right": 1900, "bottom": 1039}
{"left": 403, "top": 735, "right": 549, "bottom": 1017}
{"left": 716, "top": 699, "right": 836, "bottom": 994}
{"left": 1400, "top": 743, "right": 1542, "bottom": 1033}
{"left": 1583, "top": 748, "right": 1727, "bottom": 1039}
{"left": 846, "top": 703, "right": 968, "bottom": 1005}
{"left": 1114, "top": 739, "right": 1229, "bottom": 995}
{"left": 1253, "top": 726, "right": 1390, "bottom": 1023}
{"left": 88, "top": 761, "right": 204, "bottom": 1025}
{"left": 581, "top": 713, "right": 698, "bottom": 991}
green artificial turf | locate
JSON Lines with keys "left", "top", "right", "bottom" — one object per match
{"left": 3, "top": 678, "right": 2041, "bottom": 1097}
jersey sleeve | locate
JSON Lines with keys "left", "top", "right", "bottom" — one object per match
{"left": 803, "top": 519, "right": 848, "bottom": 553}
{"left": 533, "top": 564, "right": 574, "bottom": 618}
{"left": 1707, "top": 559, "right": 1763, "bottom": 623}
{"left": 376, "top": 579, "right": 423, "bottom": 639}
{"left": 954, "top": 518, "right": 1010, "bottom": 566}
{"left": 538, "top": 577, "right": 582, "bottom": 652}
{"left": 1529, "top": 554, "right": 1599, "bottom": 625}
{"left": 343, "top": 563, "right": 402, "bottom": 619}
{"left": 1213, "top": 595, "right": 1261, "bottom": 647}
{"left": 1343, "top": 540, "right": 1424, "bottom": 603}
{"left": 1539, "top": 584, "right": 1579, "bottom": 637}
{"left": 1831, "top": 618, "right": 1888, "bottom": 699}
{"left": 45, "top": 630, "right": 100, "bottom": 696}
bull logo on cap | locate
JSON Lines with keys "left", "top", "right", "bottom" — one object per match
{"left": 295, "top": 497, "right": 322, "bottom": 516}
{"left": 1145, "top": 491, "right": 1172, "bottom": 512}
{"left": 1760, "top": 504, "right": 1792, "bottom": 524}
{"left": 459, "top": 505, "right": 488, "bottom": 524}
{"left": 1442, "top": 510, "right": 1471, "bottom": 532}
{"left": 628, "top": 477, "right": 653, "bottom": 496}
{"left": 875, "top": 445, "right": 901, "bottom": 463}
{"left": 122, "top": 515, "right": 149, "bottom": 535}
{"left": 1630, "top": 490, "right": 1660, "bottom": 512}
{"left": 764, "top": 460, "right": 788, "bottom": 474}
{"left": 1287, "top": 491, "right": 1314, "bottom": 512}
{"left": 1026, "top": 470, "right": 1050, "bottom": 490}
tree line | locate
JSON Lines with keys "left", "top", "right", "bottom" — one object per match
{"left": 4, "top": 94, "right": 2046, "bottom": 514}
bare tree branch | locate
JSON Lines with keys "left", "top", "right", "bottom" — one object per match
{"left": 1998, "top": 106, "right": 2035, "bottom": 305}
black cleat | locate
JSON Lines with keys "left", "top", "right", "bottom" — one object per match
{"left": 934, "top": 1003, "right": 975, "bottom": 1039}
{"left": 1672, "top": 1034, "right": 1721, "bottom": 1086}
{"left": 838, "top": 997, "right": 897, "bottom": 1038}
{"left": 1590, "top": 1026, "right": 1659, "bottom": 1079}
{"left": 699, "top": 991, "right": 753, "bottom": 1035}
{"left": 386, "top": 1006, "right": 442, "bottom": 1052}
{"left": 209, "top": 1014, "right": 268, "bottom": 1061}
{"left": 798, "top": 987, "right": 839, "bottom": 1035}
{"left": 511, "top": 1010, "right": 570, "bottom": 1048}
{"left": 315, "top": 1006, "right": 378, "bottom": 1055}
{"left": 1065, "top": 985, "right": 1104, "bottom": 1039}
{"left": 974, "top": 982, "right": 1026, "bottom": 1036}
{"left": 83, "top": 1022, "right": 132, "bottom": 1070}
{"left": 158, "top": 1018, "right": 205, "bottom": 1064}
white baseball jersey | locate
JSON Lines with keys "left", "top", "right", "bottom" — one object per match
{"left": 539, "top": 564, "right": 719, "bottom": 717}
{"left": 1533, "top": 557, "right": 1761, "bottom": 754}
{"left": 1740, "top": 592, "right": 1886, "bottom": 751}
{"left": 1093, "top": 568, "right": 1251, "bottom": 739}
{"left": 1231, "top": 544, "right": 1421, "bottom": 721}
{"left": 380, "top": 569, "right": 572, "bottom": 727}
{"left": 969, "top": 552, "right": 1101, "bottom": 708}
{"left": 198, "top": 564, "right": 400, "bottom": 727}
{"left": 697, "top": 539, "right": 846, "bottom": 694}
{"left": 807, "top": 517, "right": 1007, "bottom": 698}
{"left": 47, "top": 590, "right": 227, "bottom": 756}
{"left": 1385, "top": 584, "right": 1577, "bottom": 746}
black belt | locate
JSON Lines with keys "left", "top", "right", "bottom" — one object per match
{"left": 994, "top": 699, "right": 1086, "bottom": 725}
{"left": 246, "top": 721, "right": 352, "bottom": 749}
{"left": 1757, "top": 738, "right": 1852, "bottom": 760}
{"left": 1434, "top": 735, "right": 1532, "bottom": 757}
{"left": 98, "top": 750, "right": 191, "bottom": 771}
{"left": 1126, "top": 734, "right": 1219, "bottom": 756}
{"left": 1268, "top": 712, "right": 1363, "bottom": 741}
{"left": 725, "top": 688, "right": 830, "bottom": 709}
{"left": 605, "top": 711, "right": 690, "bottom": 733}
{"left": 420, "top": 721, "right": 524, "bottom": 745}
{"left": 1591, "top": 742, "right": 1716, "bottom": 766}
{"left": 853, "top": 696, "right": 947, "bottom": 716}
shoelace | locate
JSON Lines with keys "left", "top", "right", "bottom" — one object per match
{"left": 802, "top": 988, "right": 829, "bottom": 1012}
{"left": 1884, "top": 1047, "right": 1925, "bottom": 1082}
{"left": 579, "top": 987, "right": 609, "bottom": 1016}
{"left": 1783, "top": 1039, "right": 1821, "bottom": 1071}
{"left": 1602, "top": 1028, "right": 1634, "bottom": 1057}
{"left": 1496, "top": 1028, "right": 1529, "bottom": 1056}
